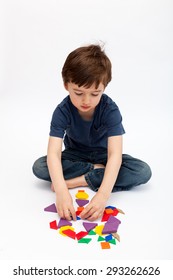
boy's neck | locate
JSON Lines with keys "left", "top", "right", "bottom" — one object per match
{"left": 78, "top": 109, "right": 95, "bottom": 121}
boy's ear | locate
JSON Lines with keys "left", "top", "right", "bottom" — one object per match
{"left": 64, "top": 83, "right": 68, "bottom": 91}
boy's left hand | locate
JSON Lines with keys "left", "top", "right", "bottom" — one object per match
{"left": 80, "top": 192, "right": 107, "bottom": 221}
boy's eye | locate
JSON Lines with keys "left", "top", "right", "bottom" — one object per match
{"left": 74, "top": 92, "right": 99, "bottom": 97}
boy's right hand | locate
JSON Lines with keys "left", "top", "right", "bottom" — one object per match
{"left": 55, "top": 188, "right": 76, "bottom": 221}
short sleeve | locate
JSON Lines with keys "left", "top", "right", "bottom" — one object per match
{"left": 104, "top": 102, "right": 125, "bottom": 137}
{"left": 49, "top": 106, "right": 69, "bottom": 138}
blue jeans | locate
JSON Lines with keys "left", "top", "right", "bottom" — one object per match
{"left": 32, "top": 148, "right": 152, "bottom": 192}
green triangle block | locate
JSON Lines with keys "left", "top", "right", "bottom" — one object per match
{"left": 78, "top": 238, "right": 92, "bottom": 244}
{"left": 108, "top": 238, "right": 116, "bottom": 245}
{"left": 97, "top": 236, "right": 105, "bottom": 242}
{"left": 88, "top": 230, "right": 96, "bottom": 235}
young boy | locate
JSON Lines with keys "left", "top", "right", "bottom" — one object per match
{"left": 32, "top": 44, "right": 152, "bottom": 222}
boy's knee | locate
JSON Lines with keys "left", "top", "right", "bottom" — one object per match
{"left": 141, "top": 162, "right": 152, "bottom": 184}
{"left": 32, "top": 156, "right": 50, "bottom": 181}
{"left": 32, "top": 158, "right": 42, "bottom": 178}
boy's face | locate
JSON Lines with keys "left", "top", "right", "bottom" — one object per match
{"left": 64, "top": 82, "right": 105, "bottom": 117}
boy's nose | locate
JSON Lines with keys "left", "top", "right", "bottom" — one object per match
{"left": 83, "top": 95, "right": 90, "bottom": 104}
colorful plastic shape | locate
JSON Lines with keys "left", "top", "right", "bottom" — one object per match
{"left": 76, "top": 210, "right": 82, "bottom": 216}
{"left": 88, "top": 230, "right": 96, "bottom": 235}
{"left": 83, "top": 222, "right": 98, "bottom": 232}
{"left": 76, "top": 231, "right": 88, "bottom": 240}
{"left": 105, "top": 234, "right": 113, "bottom": 242}
{"left": 57, "top": 218, "right": 72, "bottom": 229}
{"left": 44, "top": 203, "right": 57, "bottom": 213}
{"left": 112, "top": 208, "right": 119, "bottom": 216}
{"left": 112, "top": 232, "right": 120, "bottom": 242}
{"left": 95, "top": 225, "right": 105, "bottom": 236}
{"left": 62, "top": 229, "right": 76, "bottom": 239}
{"left": 101, "top": 212, "right": 111, "bottom": 222}
{"left": 77, "top": 207, "right": 84, "bottom": 211}
{"left": 49, "top": 220, "right": 58, "bottom": 230}
{"left": 105, "top": 209, "right": 114, "bottom": 214}
{"left": 107, "top": 215, "right": 121, "bottom": 224}
{"left": 108, "top": 238, "right": 116, "bottom": 245}
{"left": 105, "top": 205, "right": 116, "bottom": 210}
{"left": 45, "top": 192, "right": 124, "bottom": 250}
{"left": 117, "top": 208, "right": 125, "bottom": 214}
{"left": 75, "top": 191, "right": 89, "bottom": 200}
{"left": 97, "top": 236, "right": 105, "bottom": 242}
{"left": 101, "top": 242, "right": 111, "bottom": 249}
{"left": 59, "top": 226, "right": 75, "bottom": 236}
{"left": 75, "top": 199, "right": 89, "bottom": 207}
{"left": 102, "top": 221, "right": 121, "bottom": 234}
{"left": 78, "top": 238, "right": 92, "bottom": 244}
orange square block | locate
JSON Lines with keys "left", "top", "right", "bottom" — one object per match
{"left": 77, "top": 207, "right": 84, "bottom": 211}
{"left": 101, "top": 242, "right": 111, "bottom": 249}
{"left": 105, "top": 209, "right": 114, "bottom": 214}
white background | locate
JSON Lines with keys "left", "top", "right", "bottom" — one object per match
{"left": 0, "top": 0, "right": 173, "bottom": 263}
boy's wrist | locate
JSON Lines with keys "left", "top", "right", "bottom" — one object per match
{"left": 97, "top": 188, "right": 110, "bottom": 200}
{"left": 54, "top": 183, "right": 68, "bottom": 194}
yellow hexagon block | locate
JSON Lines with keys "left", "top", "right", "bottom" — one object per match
{"left": 75, "top": 191, "right": 89, "bottom": 200}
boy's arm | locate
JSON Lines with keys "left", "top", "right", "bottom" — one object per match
{"left": 47, "top": 136, "right": 76, "bottom": 220}
{"left": 80, "top": 135, "right": 122, "bottom": 221}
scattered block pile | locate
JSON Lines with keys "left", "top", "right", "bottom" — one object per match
{"left": 44, "top": 189, "right": 125, "bottom": 249}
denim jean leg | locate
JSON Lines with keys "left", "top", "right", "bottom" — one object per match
{"left": 32, "top": 155, "right": 94, "bottom": 182}
{"left": 85, "top": 154, "right": 152, "bottom": 192}
{"left": 62, "top": 159, "right": 94, "bottom": 180}
{"left": 85, "top": 168, "right": 105, "bottom": 192}
{"left": 112, "top": 154, "right": 152, "bottom": 192}
{"left": 32, "top": 156, "right": 51, "bottom": 181}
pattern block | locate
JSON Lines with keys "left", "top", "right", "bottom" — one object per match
{"left": 44, "top": 203, "right": 57, "bottom": 213}
{"left": 76, "top": 199, "right": 89, "bottom": 207}
{"left": 57, "top": 218, "right": 72, "bottom": 229}
{"left": 83, "top": 222, "right": 98, "bottom": 232}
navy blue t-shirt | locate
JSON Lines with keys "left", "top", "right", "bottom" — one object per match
{"left": 50, "top": 94, "right": 125, "bottom": 151}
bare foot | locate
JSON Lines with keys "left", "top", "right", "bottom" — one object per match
{"left": 51, "top": 164, "right": 105, "bottom": 191}
{"left": 94, "top": 163, "right": 105, "bottom": 169}
{"left": 66, "top": 175, "right": 88, "bottom": 189}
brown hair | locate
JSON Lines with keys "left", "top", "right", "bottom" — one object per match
{"left": 62, "top": 44, "right": 112, "bottom": 89}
